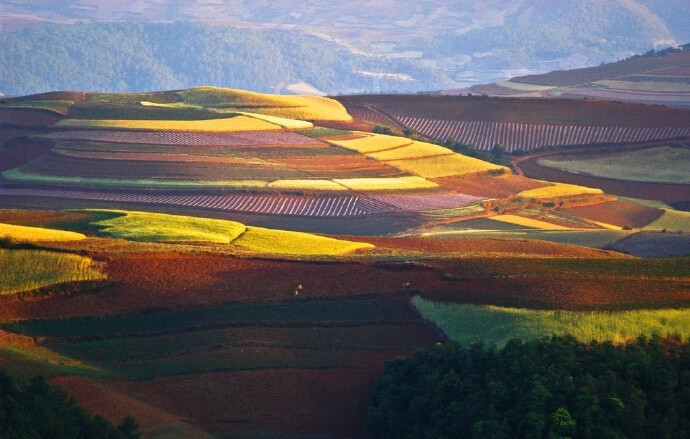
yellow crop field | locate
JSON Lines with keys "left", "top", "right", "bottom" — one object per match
{"left": 334, "top": 176, "right": 438, "bottom": 191}
{"left": 1, "top": 249, "right": 106, "bottom": 295}
{"left": 387, "top": 154, "right": 506, "bottom": 178}
{"left": 518, "top": 182, "right": 603, "bottom": 199}
{"left": 329, "top": 134, "right": 412, "bottom": 153}
{"left": 490, "top": 215, "right": 570, "bottom": 230}
{"left": 237, "top": 112, "right": 313, "bottom": 129}
{"left": 368, "top": 141, "right": 452, "bottom": 161}
{"left": 56, "top": 115, "right": 281, "bottom": 132}
{"left": 0, "top": 223, "right": 86, "bottom": 242}
{"left": 177, "top": 87, "right": 352, "bottom": 122}
{"left": 83, "top": 210, "right": 247, "bottom": 243}
{"left": 267, "top": 179, "right": 347, "bottom": 191}
{"left": 233, "top": 227, "right": 374, "bottom": 255}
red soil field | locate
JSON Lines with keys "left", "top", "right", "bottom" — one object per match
{"left": 422, "top": 276, "right": 690, "bottom": 311}
{"left": 0, "top": 108, "right": 64, "bottom": 126}
{"left": 434, "top": 173, "right": 549, "bottom": 198}
{"left": 363, "top": 236, "right": 625, "bottom": 258}
{"left": 109, "top": 368, "right": 390, "bottom": 438}
{"left": 0, "top": 137, "right": 51, "bottom": 171}
{"left": 49, "top": 376, "right": 208, "bottom": 438}
{"left": 562, "top": 200, "right": 664, "bottom": 228}
{"left": 337, "top": 94, "right": 690, "bottom": 127}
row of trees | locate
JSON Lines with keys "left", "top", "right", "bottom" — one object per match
{"left": 0, "top": 371, "right": 140, "bottom": 438}
{"left": 368, "top": 336, "right": 690, "bottom": 438}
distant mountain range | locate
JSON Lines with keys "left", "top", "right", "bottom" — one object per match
{"left": 1, "top": 1, "right": 689, "bottom": 95}
{"left": 444, "top": 44, "right": 690, "bottom": 108}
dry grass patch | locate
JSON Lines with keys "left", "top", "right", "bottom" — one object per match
{"left": 368, "top": 141, "right": 452, "bottom": 160}
{"left": 329, "top": 133, "right": 412, "bottom": 153}
{"left": 518, "top": 182, "right": 603, "bottom": 199}
{"left": 388, "top": 154, "right": 505, "bottom": 178}
{"left": 333, "top": 176, "right": 438, "bottom": 191}
{"left": 233, "top": 227, "right": 374, "bottom": 255}
{"left": 56, "top": 115, "right": 281, "bottom": 132}
{"left": 0, "top": 223, "right": 86, "bottom": 242}
{"left": 267, "top": 179, "right": 348, "bottom": 191}
{"left": 490, "top": 215, "right": 571, "bottom": 230}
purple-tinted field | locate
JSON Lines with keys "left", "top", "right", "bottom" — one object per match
{"left": 42, "top": 129, "right": 325, "bottom": 148}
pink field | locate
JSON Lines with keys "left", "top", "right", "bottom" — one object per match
{"left": 42, "top": 130, "right": 325, "bottom": 148}
{"left": 371, "top": 193, "right": 482, "bottom": 211}
{"left": 0, "top": 188, "right": 400, "bottom": 217}
{"left": 397, "top": 116, "right": 690, "bottom": 151}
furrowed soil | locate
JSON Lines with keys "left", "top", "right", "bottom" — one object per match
{"left": 562, "top": 200, "right": 664, "bottom": 228}
{"left": 338, "top": 94, "right": 690, "bottom": 127}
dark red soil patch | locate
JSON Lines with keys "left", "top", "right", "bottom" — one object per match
{"left": 49, "top": 376, "right": 206, "bottom": 437}
{"left": 338, "top": 94, "right": 690, "bottom": 127}
{"left": 363, "top": 236, "right": 623, "bottom": 258}
{"left": 562, "top": 200, "right": 664, "bottom": 228}
{"left": 422, "top": 276, "right": 690, "bottom": 310}
{"left": 0, "top": 137, "right": 52, "bottom": 171}
{"left": 110, "top": 367, "right": 386, "bottom": 438}
{"left": 0, "top": 108, "right": 64, "bottom": 126}
{"left": 434, "top": 173, "right": 549, "bottom": 198}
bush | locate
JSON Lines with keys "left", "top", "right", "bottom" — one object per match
{"left": 372, "top": 125, "right": 394, "bottom": 135}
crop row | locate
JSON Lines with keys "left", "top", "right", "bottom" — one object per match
{"left": 43, "top": 129, "right": 324, "bottom": 147}
{"left": 397, "top": 116, "right": 690, "bottom": 151}
{"left": 0, "top": 188, "right": 483, "bottom": 217}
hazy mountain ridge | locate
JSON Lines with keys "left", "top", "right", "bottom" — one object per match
{"left": 0, "top": 1, "right": 688, "bottom": 95}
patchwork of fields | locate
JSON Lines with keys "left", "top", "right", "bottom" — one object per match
{"left": 1, "top": 87, "right": 689, "bottom": 438}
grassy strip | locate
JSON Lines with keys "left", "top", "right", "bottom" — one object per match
{"left": 83, "top": 210, "right": 246, "bottom": 243}
{"left": 644, "top": 209, "right": 690, "bottom": 232}
{"left": 0, "top": 249, "right": 106, "bottom": 295}
{"left": 412, "top": 295, "right": 690, "bottom": 346}
{"left": 490, "top": 215, "right": 570, "bottom": 230}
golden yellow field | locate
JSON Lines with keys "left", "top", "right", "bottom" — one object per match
{"left": 0, "top": 223, "right": 86, "bottom": 242}
{"left": 237, "top": 112, "right": 314, "bottom": 129}
{"left": 56, "top": 115, "right": 282, "bottom": 132}
{"left": 267, "top": 179, "right": 348, "bottom": 191}
{"left": 328, "top": 134, "right": 412, "bottom": 153}
{"left": 388, "top": 154, "right": 505, "bottom": 178}
{"left": 333, "top": 176, "right": 438, "bottom": 191}
{"left": 517, "top": 182, "right": 604, "bottom": 199}
{"left": 490, "top": 215, "right": 570, "bottom": 230}
{"left": 233, "top": 227, "right": 374, "bottom": 255}
{"left": 177, "top": 87, "right": 352, "bottom": 122}
{"left": 368, "top": 141, "right": 452, "bottom": 161}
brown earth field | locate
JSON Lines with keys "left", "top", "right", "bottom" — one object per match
{"left": 0, "top": 107, "right": 64, "bottom": 126}
{"left": 0, "top": 247, "right": 686, "bottom": 323}
{"left": 562, "top": 200, "right": 664, "bottom": 228}
{"left": 0, "top": 137, "right": 52, "bottom": 171}
{"left": 432, "top": 173, "right": 550, "bottom": 198}
{"left": 337, "top": 94, "right": 690, "bottom": 127}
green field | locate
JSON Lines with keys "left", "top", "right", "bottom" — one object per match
{"left": 413, "top": 296, "right": 690, "bottom": 346}
{"left": 538, "top": 146, "right": 690, "bottom": 184}
{"left": 0, "top": 249, "right": 106, "bottom": 295}
{"left": 79, "top": 209, "right": 373, "bottom": 255}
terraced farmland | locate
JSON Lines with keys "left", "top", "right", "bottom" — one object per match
{"left": 396, "top": 116, "right": 690, "bottom": 151}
